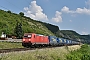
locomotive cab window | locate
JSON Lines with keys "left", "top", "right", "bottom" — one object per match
{"left": 24, "top": 34, "right": 32, "bottom": 38}
{"left": 28, "top": 35, "right": 31, "bottom": 37}
{"left": 24, "top": 36, "right": 28, "bottom": 38}
{"left": 34, "top": 35, "right": 36, "bottom": 38}
{"left": 28, "top": 35, "right": 31, "bottom": 38}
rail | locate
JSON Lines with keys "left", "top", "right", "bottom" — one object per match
{"left": 0, "top": 39, "right": 22, "bottom": 43}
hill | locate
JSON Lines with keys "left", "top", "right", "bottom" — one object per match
{"left": 0, "top": 9, "right": 54, "bottom": 36}
{"left": 0, "top": 9, "right": 90, "bottom": 44}
{"left": 55, "top": 30, "right": 90, "bottom": 44}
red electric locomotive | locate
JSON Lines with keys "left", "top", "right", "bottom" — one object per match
{"left": 22, "top": 33, "right": 49, "bottom": 47}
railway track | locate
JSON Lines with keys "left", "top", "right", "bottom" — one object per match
{"left": 0, "top": 44, "right": 80, "bottom": 53}
{"left": 0, "top": 46, "right": 62, "bottom": 53}
{"left": 0, "top": 47, "right": 48, "bottom": 53}
{"left": 0, "top": 39, "right": 22, "bottom": 43}
{"left": 0, "top": 48, "right": 36, "bottom": 53}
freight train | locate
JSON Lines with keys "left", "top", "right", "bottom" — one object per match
{"left": 22, "top": 33, "right": 80, "bottom": 47}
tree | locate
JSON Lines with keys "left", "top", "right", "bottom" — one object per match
{"left": 7, "top": 10, "right": 11, "bottom": 13}
{"left": 19, "top": 12, "right": 24, "bottom": 17}
{"left": 14, "top": 21, "right": 23, "bottom": 39}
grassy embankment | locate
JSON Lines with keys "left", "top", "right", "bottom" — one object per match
{"left": 66, "top": 44, "right": 90, "bottom": 60}
{"left": 0, "top": 42, "right": 23, "bottom": 49}
{"left": 0, "top": 45, "right": 80, "bottom": 60}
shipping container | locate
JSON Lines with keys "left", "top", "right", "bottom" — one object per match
{"left": 66, "top": 39, "right": 69, "bottom": 44}
{"left": 57, "top": 38, "right": 65, "bottom": 45}
{"left": 63, "top": 39, "right": 67, "bottom": 44}
{"left": 68, "top": 40, "right": 72, "bottom": 44}
{"left": 66, "top": 40, "right": 72, "bottom": 44}
{"left": 48, "top": 36, "right": 58, "bottom": 45}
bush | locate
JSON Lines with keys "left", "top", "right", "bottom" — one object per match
{"left": 81, "top": 53, "right": 90, "bottom": 60}
{"left": 66, "top": 44, "right": 90, "bottom": 60}
{"left": 7, "top": 10, "right": 11, "bottom": 13}
{"left": 19, "top": 12, "right": 24, "bottom": 17}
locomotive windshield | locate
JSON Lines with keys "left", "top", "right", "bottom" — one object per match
{"left": 24, "top": 34, "right": 32, "bottom": 38}
{"left": 28, "top": 35, "right": 31, "bottom": 37}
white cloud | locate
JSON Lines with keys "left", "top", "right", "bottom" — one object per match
{"left": 61, "top": 6, "right": 90, "bottom": 15}
{"left": 52, "top": 11, "right": 62, "bottom": 23}
{"left": 61, "top": 6, "right": 75, "bottom": 13}
{"left": 23, "top": 1, "right": 48, "bottom": 21}
{"left": 23, "top": 1, "right": 63, "bottom": 23}
{"left": 61, "top": 6, "right": 69, "bottom": 13}
{"left": 23, "top": 0, "right": 90, "bottom": 24}
{"left": 82, "top": 31, "right": 88, "bottom": 35}
{"left": 76, "top": 7, "right": 90, "bottom": 14}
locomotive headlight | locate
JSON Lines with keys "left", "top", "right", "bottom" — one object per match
{"left": 23, "top": 39, "right": 25, "bottom": 41}
{"left": 29, "top": 39, "right": 31, "bottom": 41}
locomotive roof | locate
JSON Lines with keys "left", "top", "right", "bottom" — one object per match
{"left": 24, "top": 33, "right": 35, "bottom": 35}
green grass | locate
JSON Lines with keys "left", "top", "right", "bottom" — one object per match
{"left": 0, "top": 42, "right": 24, "bottom": 49}
{"left": 66, "top": 44, "right": 90, "bottom": 60}
{"left": 0, "top": 45, "right": 81, "bottom": 60}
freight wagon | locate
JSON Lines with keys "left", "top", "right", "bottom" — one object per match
{"left": 48, "top": 36, "right": 58, "bottom": 46}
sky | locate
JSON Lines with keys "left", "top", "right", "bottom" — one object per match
{"left": 0, "top": 0, "right": 90, "bottom": 35}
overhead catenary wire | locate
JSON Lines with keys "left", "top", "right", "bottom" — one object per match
{"left": 0, "top": 0, "right": 32, "bottom": 13}
{"left": 0, "top": 5, "right": 10, "bottom": 11}
{"left": 4, "top": 0, "right": 22, "bottom": 11}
